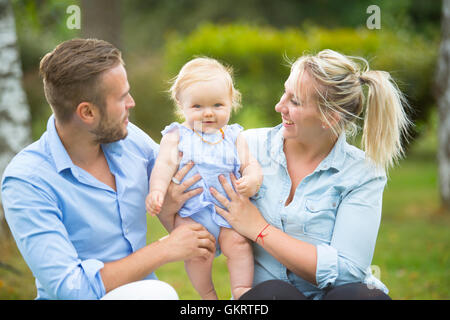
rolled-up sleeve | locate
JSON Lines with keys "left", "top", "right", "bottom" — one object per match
{"left": 315, "top": 174, "right": 387, "bottom": 289}
{"left": 315, "top": 244, "right": 338, "bottom": 289}
{"left": 2, "top": 177, "right": 106, "bottom": 299}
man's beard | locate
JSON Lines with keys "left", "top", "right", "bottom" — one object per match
{"left": 90, "top": 112, "right": 128, "bottom": 144}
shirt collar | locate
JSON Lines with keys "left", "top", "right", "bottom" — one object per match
{"left": 268, "top": 124, "right": 347, "bottom": 172}
{"left": 317, "top": 132, "right": 347, "bottom": 172}
{"left": 46, "top": 114, "right": 75, "bottom": 173}
{"left": 46, "top": 114, "right": 124, "bottom": 174}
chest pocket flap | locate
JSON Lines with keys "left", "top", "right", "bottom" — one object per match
{"left": 304, "top": 194, "right": 340, "bottom": 242}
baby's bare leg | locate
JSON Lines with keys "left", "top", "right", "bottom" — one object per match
{"left": 219, "top": 227, "right": 254, "bottom": 300}
{"left": 174, "top": 215, "right": 217, "bottom": 300}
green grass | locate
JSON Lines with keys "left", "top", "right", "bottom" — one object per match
{"left": 146, "top": 216, "right": 231, "bottom": 300}
{"left": 1, "top": 113, "right": 448, "bottom": 299}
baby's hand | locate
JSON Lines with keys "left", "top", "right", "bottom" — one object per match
{"left": 146, "top": 190, "right": 165, "bottom": 216}
{"left": 235, "top": 176, "right": 260, "bottom": 198}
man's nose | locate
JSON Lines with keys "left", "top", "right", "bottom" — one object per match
{"left": 127, "top": 94, "right": 136, "bottom": 109}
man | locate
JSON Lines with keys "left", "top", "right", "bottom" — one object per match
{"left": 1, "top": 39, "right": 215, "bottom": 299}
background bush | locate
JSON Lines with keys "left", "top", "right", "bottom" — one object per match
{"left": 151, "top": 24, "right": 438, "bottom": 141}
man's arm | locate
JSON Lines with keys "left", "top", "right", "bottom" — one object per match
{"left": 2, "top": 177, "right": 106, "bottom": 299}
{"left": 2, "top": 176, "right": 214, "bottom": 298}
{"left": 100, "top": 222, "right": 215, "bottom": 293}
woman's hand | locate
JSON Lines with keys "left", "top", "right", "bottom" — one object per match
{"left": 158, "top": 161, "right": 203, "bottom": 232}
{"left": 210, "top": 173, "right": 267, "bottom": 241}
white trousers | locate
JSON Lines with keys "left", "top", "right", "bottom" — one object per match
{"left": 101, "top": 280, "right": 179, "bottom": 300}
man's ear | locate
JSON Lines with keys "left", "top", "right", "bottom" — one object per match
{"left": 75, "top": 102, "right": 99, "bottom": 124}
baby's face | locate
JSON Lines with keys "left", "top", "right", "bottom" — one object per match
{"left": 179, "top": 77, "right": 232, "bottom": 134}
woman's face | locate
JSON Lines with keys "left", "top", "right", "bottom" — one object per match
{"left": 275, "top": 70, "right": 325, "bottom": 143}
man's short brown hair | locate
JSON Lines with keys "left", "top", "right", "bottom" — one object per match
{"left": 39, "top": 38, "right": 124, "bottom": 123}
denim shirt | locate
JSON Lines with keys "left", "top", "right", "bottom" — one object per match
{"left": 1, "top": 115, "right": 159, "bottom": 299}
{"left": 242, "top": 124, "right": 388, "bottom": 299}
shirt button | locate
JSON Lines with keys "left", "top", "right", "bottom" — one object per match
{"left": 125, "top": 229, "right": 129, "bottom": 234}
{"left": 279, "top": 200, "right": 283, "bottom": 203}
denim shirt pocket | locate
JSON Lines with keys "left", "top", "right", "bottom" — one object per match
{"left": 303, "top": 194, "right": 340, "bottom": 242}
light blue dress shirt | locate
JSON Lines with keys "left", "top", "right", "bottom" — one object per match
{"left": 1, "top": 115, "right": 159, "bottom": 299}
{"left": 242, "top": 124, "right": 389, "bottom": 299}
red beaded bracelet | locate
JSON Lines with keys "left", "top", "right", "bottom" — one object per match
{"left": 254, "top": 223, "right": 270, "bottom": 245}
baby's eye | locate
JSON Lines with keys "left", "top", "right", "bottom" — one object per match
{"left": 214, "top": 103, "right": 223, "bottom": 107}
{"left": 192, "top": 104, "right": 201, "bottom": 109}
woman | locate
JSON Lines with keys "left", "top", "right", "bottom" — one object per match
{"left": 208, "top": 49, "right": 410, "bottom": 300}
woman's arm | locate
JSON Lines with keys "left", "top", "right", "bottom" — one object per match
{"left": 210, "top": 174, "right": 318, "bottom": 285}
{"left": 319, "top": 174, "right": 386, "bottom": 288}
{"left": 212, "top": 172, "right": 387, "bottom": 289}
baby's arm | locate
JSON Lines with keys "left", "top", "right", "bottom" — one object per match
{"left": 146, "top": 130, "right": 181, "bottom": 215}
{"left": 235, "top": 133, "right": 263, "bottom": 197}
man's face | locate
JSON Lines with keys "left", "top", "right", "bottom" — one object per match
{"left": 90, "top": 64, "right": 135, "bottom": 144}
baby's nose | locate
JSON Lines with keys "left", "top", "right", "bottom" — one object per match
{"left": 203, "top": 108, "right": 214, "bottom": 116}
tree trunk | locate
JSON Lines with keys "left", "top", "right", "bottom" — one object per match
{"left": 436, "top": 0, "right": 450, "bottom": 212}
{"left": 81, "top": 0, "right": 121, "bottom": 49}
{"left": 0, "top": 0, "right": 32, "bottom": 234}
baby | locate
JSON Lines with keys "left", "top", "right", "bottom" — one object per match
{"left": 146, "top": 57, "right": 262, "bottom": 300}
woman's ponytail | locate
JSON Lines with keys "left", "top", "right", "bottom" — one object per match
{"left": 360, "top": 71, "right": 411, "bottom": 171}
{"left": 292, "top": 49, "right": 411, "bottom": 173}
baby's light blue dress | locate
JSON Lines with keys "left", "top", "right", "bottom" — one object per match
{"left": 161, "top": 122, "right": 242, "bottom": 243}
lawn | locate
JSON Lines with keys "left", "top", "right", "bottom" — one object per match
{"left": 0, "top": 114, "right": 448, "bottom": 299}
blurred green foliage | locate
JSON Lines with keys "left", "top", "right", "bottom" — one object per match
{"left": 3, "top": 0, "right": 446, "bottom": 300}
{"left": 11, "top": 0, "right": 441, "bottom": 142}
{"left": 153, "top": 23, "right": 438, "bottom": 140}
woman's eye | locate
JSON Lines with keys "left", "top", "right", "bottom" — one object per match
{"left": 290, "top": 99, "right": 300, "bottom": 106}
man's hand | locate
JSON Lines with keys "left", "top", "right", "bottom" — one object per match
{"left": 159, "top": 223, "right": 215, "bottom": 262}
{"left": 158, "top": 161, "right": 203, "bottom": 231}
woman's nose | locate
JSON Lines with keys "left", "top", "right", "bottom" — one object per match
{"left": 275, "top": 94, "right": 287, "bottom": 114}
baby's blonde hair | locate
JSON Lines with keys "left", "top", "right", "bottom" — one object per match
{"left": 169, "top": 57, "right": 241, "bottom": 118}
{"left": 291, "top": 49, "right": 411, "bottom": 172}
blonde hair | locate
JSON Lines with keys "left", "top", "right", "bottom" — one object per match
{"left": 290, "top": 49, "right": 411, "bottom": 172}
{"left": 169, "top": 57, "right": 241, "bottom": 118}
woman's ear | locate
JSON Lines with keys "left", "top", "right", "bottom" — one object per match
{"left": 322, "top": 111, "right": 341, "bottom": 130}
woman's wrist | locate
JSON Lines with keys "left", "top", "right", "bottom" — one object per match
{"left": 253, "top": 223, "right": 271, "bottom": 246}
